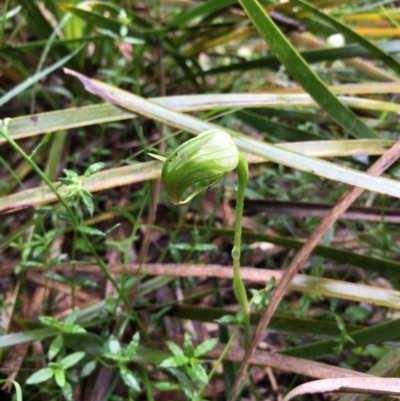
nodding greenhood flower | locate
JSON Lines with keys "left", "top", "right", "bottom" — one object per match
{"left": 162, "top": 129, "right": 239, "bottom": 205}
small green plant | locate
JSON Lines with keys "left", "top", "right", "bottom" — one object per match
{"left": 102, "top": 333, "right": 141, "bottom": 395}
{"left": 249, "top": 276, "right": 276, "bottom": 313}
{"left": 60, "top": 162, "right": 107, "bottom": 217}
{"left": 157, "top": 337, "right": 218, "bottom": 401}
{"left": 39, "top": 312, "right": 87, "bottom": 362}
{"left": 26, "top": 350, "right": 85, "bottom": 401}
{"left": 332, "top": 312, "right": 356, "bottom": 353}
{"left": 10, "top": 228, "right": 63, "bottom": 274}
{"left": 24, "top": 313, "right": 95, "bottom": 400}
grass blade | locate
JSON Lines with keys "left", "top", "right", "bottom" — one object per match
{"left": 291, "top": 0, "right": 400, "bottom": 76}
{"left": 238, "top": 0, "right": 377, "bottom": 139}
{"left": 0, "top": 46, "right": 83, "bottom": 107}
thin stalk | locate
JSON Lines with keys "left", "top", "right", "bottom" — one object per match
{"left": 0, "top": 0, "right": 10, "bottom": 48}
{"left": 70, "top": 195, "right": 80, "bottom": 309}
{"left": 140, "top": 363, "right": 155, "bottom": 401}
{"left": 232, "top": 153, "right": 250, "bottom": 347}
{"left": 30, "top": 14, "right": 71, "bottom": 114}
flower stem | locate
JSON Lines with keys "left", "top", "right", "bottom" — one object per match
{"left": 232, "top": 153, "right": 250, "bottom": 348}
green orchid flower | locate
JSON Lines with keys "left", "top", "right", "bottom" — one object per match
{"left": 161, "top": 129, "right": 239, "bottom": 205}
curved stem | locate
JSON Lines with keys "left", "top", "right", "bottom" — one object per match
{"left": 232, "top": 153, "right": 250, "bottom": 348}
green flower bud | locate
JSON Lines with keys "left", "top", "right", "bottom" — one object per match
{"left": 162, "top": 129, "right": 239, "bottom": 205}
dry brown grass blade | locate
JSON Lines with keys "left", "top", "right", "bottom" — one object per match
{"left": 282, "top": 378, "right": 400, "bottom": 401}
{"left": 2, "top": 262, "right": 400, "bottom": 308}
{"left": 206, "top": 344, "right": 372, "bottom": 380}
{"left": 228, "top": 140, "right": 400, "bottom": 400}
{"left": 242, "top": 199, "right": 400, "bottom": 223}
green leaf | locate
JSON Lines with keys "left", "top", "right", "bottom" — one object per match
{"left": 120, "top": 366, "right": 140, "bottom": 392}
{"left": 194, "top": 338, "right": 218, "bottom": 358}
{"left": 192, "top": 243, "right": 218, "bottom": 252}
{"left": 126, "top": 332, "right": 140, "bottom": 358}
{"left": 153, "top": 381, "right": 180, "bottom": 391}
{"left": 238, "top": 0, "right": 377, "bottom": 139}
{"left": 250, "top": 291, "right": 263, "bottom": 306}
{"left": 170, "top": 243, "right": 194, "bottom": 251}
{"left": 102, "top": 352, "right": 123, "bottom": 361}
{"left": 63, "top": 169, "right": 79, "bottom": 179}
{"left": 187, "top": 364, "right": 208, "bottom": 385}
{"left": 39, "top": 316, "right": 61, "bottom": 328}
{"left": 77, "top": 225, "right": 104, "bottom": 237}
{"left": 80, "top": 189, "right": 94, "bottom": 216}
{"left": 183, "top": 337, "right": 195, "bottom": 357}
{"left": 61, "top": 381, "right": 73, "bottom": 401}
{"left": 215, "top": 315, "right": 238, "bottom": 324}
{"left": 49, "top": 335, "right": 63, "bottom": 361}
{"left": 81, "top": 360, "right": 97, "bottom": 378}
{"left": 46, "top": 273, "right": 70, "bottom": 285}
{"left": 108, "top": 335, "right": 121, "bottom": 355}
{"left": 63, "top": 323, "right": 86, "bottom": 334}
{"left": 2, "top": 5, "right": 22, "bottom": 19}
{"left": 169, "top": 368, "right": 196, "bottom": 398}
{"left": 160, "top": 355, "right": 189, "bottom": 368}
{"left": 60, "top": 351, "right": 85, "bottom": 370}
{"left": 26, "top": 367, "right": 54, "bottom": 385}
{"left": 166, "top": 341, "right": 184, "bottom": 357}
{"left": 84, "top": 162, "right": 107, "bottom": 177}
{"left": 54, "top": 369, "right": 66, "bottom": 388}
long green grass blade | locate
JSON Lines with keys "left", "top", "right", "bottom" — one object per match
{"left": 291, "top": 0, "right": 400, "bottom": 76}
{"left": 238, "top": 0, "right": 377, "bottom": 139}
{"left": 231, "top": 229, "right": 400, "bottom": 279}
{"left": 171, "top": 0, "right": 236, "bottom": 27}
{"left": 0, "top": 46, "right": 83, "bottom": 107}
{"left": 201, "top": 41, "right": 400, "bottom": 77}
{"left": 169, "top": 305, "right": 361, "bottom": 336}
{"left": 280, "top": 318, "right": 400, "bottom": 358}
{"left": 236, "top": 110, "right": 323, "bottom": 142}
